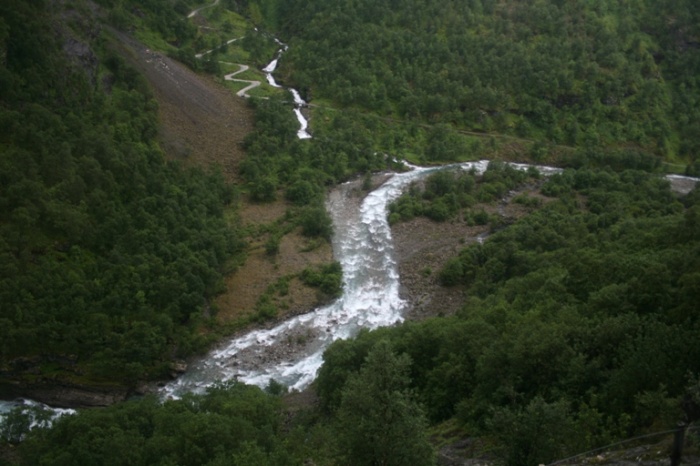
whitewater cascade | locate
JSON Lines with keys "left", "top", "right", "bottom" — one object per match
{"left": 262, "top": 42, "right": 312, "bottom": 139}
{"left": 160, "top": 161, "right": 564, "bottom": 398}
{"left": 0, "top": 399, "right": 75, "bottom": 437}
{"left": 2, "top": 161, "right": 696, "bottom": 419}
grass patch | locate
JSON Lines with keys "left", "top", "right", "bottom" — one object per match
{"left": 135, "top": 28, "right": 176, "bottom": 52}
{"left": 429, "top": 419, "right": 469, "bottom": 448}
{"left": 661, "top": 161, "right": 687, "bottom": 174}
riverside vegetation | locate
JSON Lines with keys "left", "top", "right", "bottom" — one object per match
{"left": 2, "top": 0, "right": 700, "bottom": 465}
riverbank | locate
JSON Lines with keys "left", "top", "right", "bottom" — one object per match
{"left": 0, "top": 382, "right": 128, "bottom": 410}
{"left": 392, "top": 179, "right": 552, "bottom": 320}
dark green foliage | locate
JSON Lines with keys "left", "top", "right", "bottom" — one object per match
{"left": 265, "top": 233, "right": 281, "bottom": 256}
{"left": 320, "top": 169, "right": 699, "bottom": 464}
{"left": 285, "top": 179, "right": 321, "bottom": 206}
{"left": 438, "top": 257, "right": 463, "bottom": 286}
{"left": 99, "top": 0, "right": 197, "bottom": 47}
{"left": 300, "top": 262, "right": 342, "bottom": 298}
{"left": 250, "top": 175, "right": 278, "bottom": 202}
{"left": 389, "top": 161, "right": 535, "bottom": 224}
{"left": 241, "top": 101, "right": 395, "bottom": 215}
{"left": 424, "top": 124, "right": 469, "bottom": 162}
{"left": 487, "top": 397, "right": 577, "bottom": 466}
{"left": 315, "top": 328, "right": 391, "bottom": 413}
{"left": 335, "top": 340, "right": 435, "bottom": 466}
{"left": 265, "top": 378, "right": 288, "bottom": 396}
{"left": 0, "top": 2, "right": 241, "bottom": 383}
{"left": 686, "top": 161, "right": 700, "bottom": 177}
{"left": 298, "top": 205, "right": 333, "bottom": 240}
{"left": 14, "top": 383, "right": 298, "bottom": 466}
{"left": 4, "top": 1, "right": 700, "bottom": 464}
{"left": 562, "top": 147, "right": 662, "bottom": 172}
{"left": 277, "top": 0, "right": 700, "bottom": 159}
{"left": 241, "top": 27, "right": 281, "bottom": 66}
{"left": 513, "top": 193, "right": 542, "bottom": 208}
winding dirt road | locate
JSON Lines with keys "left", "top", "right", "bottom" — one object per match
{"left": 222, "top": 63, "right": 262, "bottom": 97}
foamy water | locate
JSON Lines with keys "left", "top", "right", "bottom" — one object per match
{"left": 262, "top": 47, "right": 312, "bottom": 138}
{"left": 160, "top": 160, "right": 557, "bottom": 397}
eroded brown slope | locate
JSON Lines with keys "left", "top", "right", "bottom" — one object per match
{"left": 110, "top": 29, "right": 252, "bottom": 182}
{"left": 111, "top": 30, "right": 331, "bottom": 328}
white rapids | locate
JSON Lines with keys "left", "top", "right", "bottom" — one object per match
{"left": 0, "top": 399, "right": 75, "bottom": 438}
{"left": 160, "top": 160, "right": 562, "bottom": 398}
{"left": 262, "top": 45, "right": 312, "bottom": 139}
{"left": 4, "top": 159, "right": 695, "bottom": 413}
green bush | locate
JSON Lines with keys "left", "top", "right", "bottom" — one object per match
{"left": 299, "top": 206, "right": 333, "bottom": 240}
{"left": 439, "top": 257, "right": 464, "bottom": 286}
{"left": 300, "top": 262, "right": 343, "bottom": 297}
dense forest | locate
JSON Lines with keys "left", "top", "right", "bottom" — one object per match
{"left": 0, "top": 1, "right": 242, "bottom": 384}
{"left": 330, "top": 167, "right": 700, "bottom": 464}
{"left": 275, "top": 0, "right": 700, "bottom": 166}
{"left": 2, "top": 0, "right": 700, "bottom": 465}
{"left": 4, "top": 166, "right": 699, "bottom": 465}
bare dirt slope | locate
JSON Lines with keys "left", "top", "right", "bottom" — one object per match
{"left": 216, "top": 198, "right": 333, "bottom": 325}
{"left": 111, "top": 31, "right": 331, "bottom": 327}
{"left": 393, "top": 185, "right": 551, "bottom": 320}
{"left": 111, "top": 29, "right": 252, "bottom": 182}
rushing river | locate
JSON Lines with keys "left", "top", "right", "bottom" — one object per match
{"left": 0, "top": 161, "right": 547, "bottom": 420}
{"left": 3, "top": 5, "right": 700, "bottom": 417}
{"left": 2, "top": 162, "right": 697, "bottom": 420}
{"left": 161, "top": 162, "right": 697, "bottom": 398}
{"left": 0, "top": 399, "right": 74, "bottom": 439}
{"left": 161, "top": 160, "right": 564, "bottom": 397}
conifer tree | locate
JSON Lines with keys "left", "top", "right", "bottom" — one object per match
{"left": 336, "top": 340, "right": 435, "bottom": 466}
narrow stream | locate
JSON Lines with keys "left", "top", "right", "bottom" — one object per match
{"left": 262, "top": 42, "right": 312, "bottom": 139}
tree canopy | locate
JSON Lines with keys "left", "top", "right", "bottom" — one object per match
{"left": 274, "top": 0, "right": 700, "bottom": 164}
{"left": 316, "top": 167, "right": 700, "bottom": 465}
{"left": 9, "top": 382, "right": 297, "bottom": 466}
{"left": 3, "top": 0, "right": 700, "bottom": 465}
{"left": 0, "top": 1, "right": 242, "bottom": 384}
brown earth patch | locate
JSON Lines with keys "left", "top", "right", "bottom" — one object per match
{"left": 111, "top": 31, "right": 333, "bottom": 332}
{"left": 393, "top": 183, "right": 552, "bottom": 320}
{"left": 214, "top": 196, "right": 333, "bottom": 324}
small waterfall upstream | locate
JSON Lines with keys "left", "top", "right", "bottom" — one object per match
{"left": 4, "top": 0, "right": 699, "bottom": 417}
{"left": 262, "top": 41, "right": 312, "bottom": 139}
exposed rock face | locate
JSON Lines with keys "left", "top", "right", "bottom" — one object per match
{"left": 3, "top": 382, "right": 129, "bottom": 409}
{"left": 53, "top": 0, "right": 102, "bottom": 86}
{"left": 26, "top": 386, "right": 127, "bottom": 409}
{"left": 63, "top": 36, "right": 99, "bottom": 85}
{"left": 169, "top": 361, "right": 188, "bottom": 379}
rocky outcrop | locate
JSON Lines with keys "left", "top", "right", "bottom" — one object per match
{"left": 23, "top": 384, "right": 128, "bottom": 409}
{"left": 52, "top": 0, "right": 102, "bottom": 86}
{"left": 1, "top": 381, "right": 129, "bottom": 409}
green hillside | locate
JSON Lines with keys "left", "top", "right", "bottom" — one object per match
{"left": 276, "top": 0, "right": 700, "bottom": 164}
{"left": 0, "top": 1, "right": 241, "bottom": 385}
{"left": 2, "top": 0, "right": 700, "bottom": 465}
